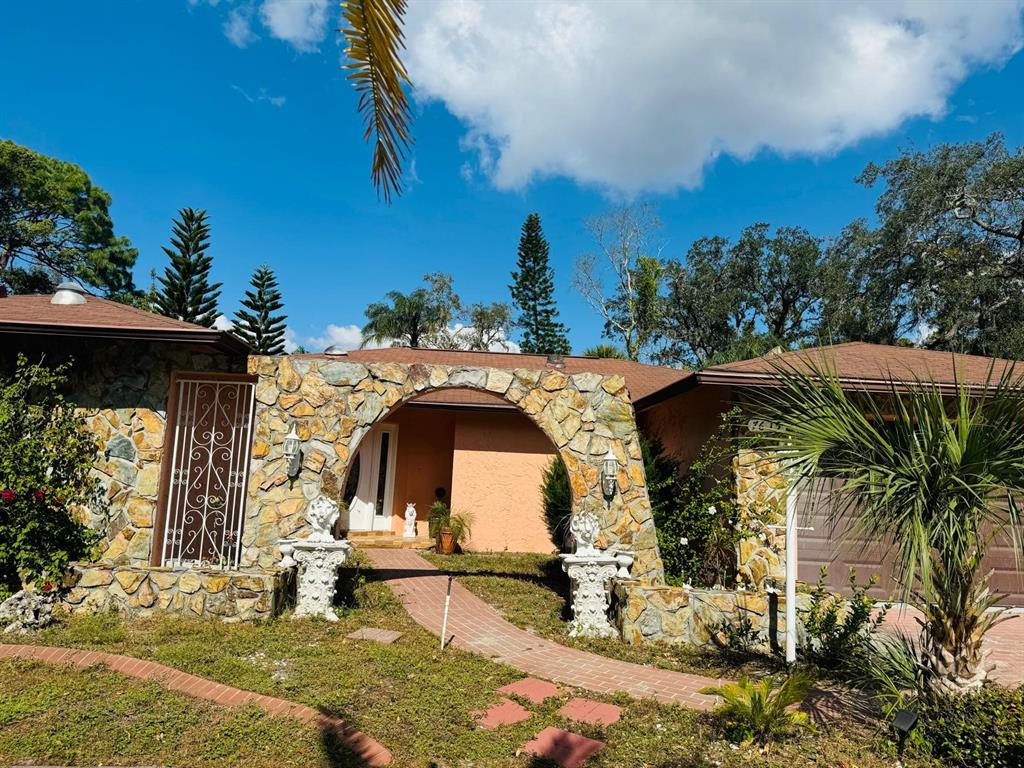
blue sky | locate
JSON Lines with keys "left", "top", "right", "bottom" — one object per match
{"left": 2, "top": 1, "right": 1023, "bottom": 353}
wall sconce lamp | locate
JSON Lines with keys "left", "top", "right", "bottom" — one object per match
{"left": 283, "top": 423, "right": 302, "bottom": 478}
{"left": 601, "top": 449, "right": 618, "bottom": 499}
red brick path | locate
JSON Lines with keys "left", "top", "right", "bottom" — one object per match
{"left": 362, "top": 548, "right": 719, "bottom": 710}
{"left": 0, "top": 643, "right": 392, "bottom": 767}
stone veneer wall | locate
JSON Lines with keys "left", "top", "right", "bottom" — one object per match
{"left": 62, "top": 562, "right": 292, "bottom": 621}
{"left": 733, "top": 448, "right": 787, "bottom": 590}
{"left": 613, "top": 581, "right": 809, "bottom": 651}
{"left": 244, "top": 356, "right": 665, "bottom": 583}
{"left": 70, "top": 342, "right": 246, "bottom": 566}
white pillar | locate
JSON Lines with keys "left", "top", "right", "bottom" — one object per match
{"left": 785, "top": 475, "right": 798, "bottom": 664}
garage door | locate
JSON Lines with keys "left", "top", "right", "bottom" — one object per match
{"left": 794, "top": 477, "right": 1024, "bottom": 606}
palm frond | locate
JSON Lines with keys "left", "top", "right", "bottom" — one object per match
{"left": 341, "top": 0, "right": 413, "bottom": 203}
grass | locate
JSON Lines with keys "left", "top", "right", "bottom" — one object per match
{"left": 0, "top": 560, "right": 937, "bottom": 767}
{"left": 422, "top": 551, "right": 787, "bottom": 679}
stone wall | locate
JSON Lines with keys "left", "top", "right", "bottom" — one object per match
{"left": 62, "top": 562, "right": 292, "bottom": 621}
{"left": 245, "top": 355, "right": 664, "bottom": 583}
{"left": 733, "top": 448, "right": 787, "bottom": 590}
{"left": 68, "top": 342, "right": 246, "bottom": 566}
{"left": 613, "top": 581, "right": 807, "bottom": 651}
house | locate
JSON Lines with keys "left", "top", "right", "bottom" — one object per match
{"left": 2, "top": 287, "right": 1022, "bottom": 621}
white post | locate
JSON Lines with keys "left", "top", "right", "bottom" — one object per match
{"left": 785, "top": 475, "right": 798, "bottom": 664}
{"left": 440, "top": 575, "right": 454, "bottom": 649}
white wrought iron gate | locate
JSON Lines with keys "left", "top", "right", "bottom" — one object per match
{"left": 156, "top": 373, "right": 256, "bottom": 569}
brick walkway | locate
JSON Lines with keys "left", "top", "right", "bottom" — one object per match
{"left": 361, "top": 548, "right": 719, "bottom": 710}
{"left": 0, "top": 643, "right": 392, "bottom": 767}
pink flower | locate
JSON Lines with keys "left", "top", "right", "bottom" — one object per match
{"left": 0, "top": 489, "right": 15, "bottom": 502}
{"left": 33, "top": 490, "right": 45, "bottom": 500}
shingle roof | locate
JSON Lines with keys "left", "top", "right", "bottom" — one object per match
{"left": 0, "top": 293, "right": 249, "bottom": 353}
{"left": 698, "top": 341, "right": 1020, "bottom": 390}
{"left": 291, "top": 347, "right": 693, "bottom": 408}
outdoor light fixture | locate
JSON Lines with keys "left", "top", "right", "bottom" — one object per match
{"left": 283, "top": 423, "right": 302, "bottom": 478}
{"left": 601, "top": 449, "right": 618, "bottom": 499}
{"left": 891, "top": 708, "right": 919, "bottom": 767}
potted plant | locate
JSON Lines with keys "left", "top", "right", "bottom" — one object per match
{"left": 429, "top": 502, "right": 473, "bottom": 555}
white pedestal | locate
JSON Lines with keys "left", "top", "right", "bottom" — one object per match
{"left": 560, "top": 552, "right": 620, "bottom": 638}
{"left": 288, "top": 539, "right": 352, "bottom": 621}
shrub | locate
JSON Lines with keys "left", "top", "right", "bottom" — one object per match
{"left": 428, "top": 501, "right": 450, "bottom": 539}
{"left": 656, "top": 407, "right": 749, "bottom": 587}
{"left": 700, "top": 673, "right": 814, "bottom": 745}
{"left": 922, "top": 684, "right": 1024, "bottom": 768}
{"left": 710, "top": 611, "right": 762, "bottom": 656}
{"left": 799, "top": 566, "right": 888, "bottom": 671}
{"left": 0, "top": 355, "right": 99, "bottom": 599}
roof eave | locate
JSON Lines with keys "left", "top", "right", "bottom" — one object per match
{"left": 0, "top": 322, "right": 251, "bottom": 355}
{"left": 695, "top": 369, "right": 995, "bottom": 395}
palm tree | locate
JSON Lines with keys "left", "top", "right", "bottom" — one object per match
{"left": 341, "top": 0, "right": 413, "bottom": 203}
{"left": 750, "top": 361, "right": 1024, "bottom": 700}
{"left": 361, "top": 287, "right": 439, "bottom": 348}
{"left": 582, "top": 344, "right": 627, "bottom": 359}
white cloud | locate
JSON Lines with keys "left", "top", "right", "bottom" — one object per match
{"left": 259, "top": 0, "right": 331, "bottom": 52}
{"left": 304, "top": 323, "right": 366, "bottom": 352}
{"left": 404, "top": 0, "right": 1024, "bottom": 195}
{"left": 213, "top": 314, "right": 234, "bottom": 331}
{"left": 224, "top": 5, "right": 259, "bottom": 48}
{"left": 231, "top": 84, "right": 286, "bottom": 107}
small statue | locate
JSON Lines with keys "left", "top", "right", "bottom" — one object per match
{"left": 570, "top": 511, "right": 601, "bottom": 556}
{"left": 403, "top": 502, "right": 417, "bottom": 538}
{"left": 305, "top": 495, "right": 339, "bottom": 542}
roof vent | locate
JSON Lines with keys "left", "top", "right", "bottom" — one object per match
{"left": 324, "top": 345, "right": 348, "bottom": 356}
{"left": 546, "top": 354, "right": 565, "bottom": 369}
{"left": 50, "top": 281, "right": 89, "bottom": 306}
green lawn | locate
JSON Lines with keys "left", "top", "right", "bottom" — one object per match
{"left": 422, "top": 551, "right": 787, "bottom": 679}
{"left": 0, "top": 560, "right": 935, "bottom": 768}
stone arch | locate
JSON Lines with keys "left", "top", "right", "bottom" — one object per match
{"left": 244, "top": 355, "right": 664, "bottom": 584}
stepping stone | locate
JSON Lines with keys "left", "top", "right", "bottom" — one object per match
{"left": 474, "top": 697, "right": 532, "bottom": 730}
{"left": 521, "top": 726, "right": 605, "bottom": 768}
{"left": 498, "top": 676, "right": 560, "bottom": 704}
{"left": 557, "top": 698, "right": 622, "bottom": 726}
{"left": 346, "top": 628, "right": 403, "bottom": 644}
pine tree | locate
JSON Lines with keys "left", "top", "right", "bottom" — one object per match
{"left": 509, "top": 213, "right": 571, "bottom": 355}
{"left": 153, "top": 208, "right": 221, "bottom": 327}
{"left": 232, "top": 263, "right": 288, "bottom": 354}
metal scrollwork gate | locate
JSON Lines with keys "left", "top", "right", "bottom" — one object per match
{"left": 155, "top": 372, "right": 256, "bottom": 569}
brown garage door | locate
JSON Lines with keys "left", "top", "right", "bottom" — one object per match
{"left": 795, "top": 477, "right": 1024, "bottom": 606}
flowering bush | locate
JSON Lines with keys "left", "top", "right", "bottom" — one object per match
{"left": 0, "top": 355, "right": 99, "bottom": 599}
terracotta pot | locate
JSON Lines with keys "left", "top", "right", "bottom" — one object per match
{"left": 437, "top": 526, "right": 456, "bottom": 555}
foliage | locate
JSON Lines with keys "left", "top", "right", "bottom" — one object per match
{"left": 361, "top": 272, "right": 511, "bottom": 350}
{"left": 152, "top": 208, "right": 222, "bottom": 327}
{"left": 851, "top": 631, "right": 924, "bottom": 718}
{"left": 851, "top": 133, "right": 1024, "bottom": 358}
{"left": 0, "top": 139, "right": 138, "bottom": 297}
{"left": 340, "top": 0, "right": 412, "bottom": 203}
{"left": 447, "top": 512, "right": 474, "bottom": 545}
{"left": 575, "top": 203, "right": 665, "bottom": 360}
{"left": 510, "top": 212, "right": 571, "bottom": 355}
{"left": 541, "top": 457, "right": 572, "bottom": 551}
{"left": 0, "top": 356, "right": 99, "bottom": 598}
{"left": 427, "top": 500, "right": 450, "bottom": 539}
{"left": 231, "top": 263, "right": 287, "bottom": 354}
{"left": 659, "top": 224, "right": 825, "bottom": 367}
{"left": 799, "top": 567, "right": 888, "bottom": 671}
{"left": 921, "top": 684, "right": 1024, "bottom": 768}
{"left": 582, "top": 343, "right": 626, "bottom": 359}
{"left": 710, "top": 612, "right": 762, "bottom": 656}
{"left": 700, "top": 673, "right": 814, "bottom": 745}
{"left": 751, "top": 361, "right": 1024, "bottom": 699}
{"left": 655, "top": 408, "right": 747, "bottom": 587}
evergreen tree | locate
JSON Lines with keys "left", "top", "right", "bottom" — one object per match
{"left": 153, "top": 208, "right": 221, "bottom": 327}
{"left": 510, "top": 213, "right": 571, "bottom": 355}
{"left": 232, "top": 263, "right": 288, "bottom": 354}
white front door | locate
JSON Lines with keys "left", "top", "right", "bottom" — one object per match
{"left": 347, "top": 425, "right": 398, "bottom": 532}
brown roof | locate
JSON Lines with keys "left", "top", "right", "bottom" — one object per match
{"left": 699, "top": 341, "right": 1020, "bottom": 391}
{"left": 0, "top": 293, "right": 249, "bottom": 354}
{"left": 291, "top": 347, "right": 692, "bottom": 409}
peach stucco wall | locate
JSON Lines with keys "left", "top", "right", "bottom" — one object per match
{"left": 381, "top": 408, "right": 455, "bottom": 537}
{"left": 449, "top": 410, "right": 557, "bottom": 553}
{"left": 637, "top": 384, "right": 734, "bottom": 472}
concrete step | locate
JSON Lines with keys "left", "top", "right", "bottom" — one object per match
{"left": 347, "top": 533, "right": 435, "bottom": 550}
